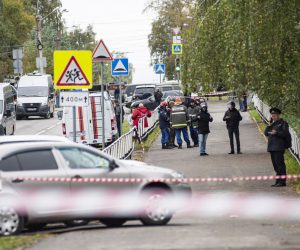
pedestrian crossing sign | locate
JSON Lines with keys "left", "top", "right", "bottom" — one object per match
{"left": 172, "top": 44, "right": 183, "bottom": 55}
{"left": 155, "top": 64, "right": 165, "bottom": 74}
{"left": 54, "top": 51, "right": 92, "bottom": 90}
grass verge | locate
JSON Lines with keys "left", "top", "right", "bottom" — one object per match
{"left": 249, "top": 108, "right": 300, "bottom": 193}
{"left": 0, "top": 234, "right": 46, "bottom": 250}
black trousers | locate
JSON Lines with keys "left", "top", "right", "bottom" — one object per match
{"left": 227, "top": 127, "right": 240, "bottom": 153}
{"left": 270, "top": 151, "right": 286, "bottom": 184}
{"left": 169, "top": 128, "right": 176, "bottom": 146}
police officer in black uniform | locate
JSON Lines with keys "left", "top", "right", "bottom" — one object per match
{"left": 264, "top": 108, "right": 290, "bottom": 187}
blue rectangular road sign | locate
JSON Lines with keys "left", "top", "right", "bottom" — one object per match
{"left": 155, "top": 64, "right": 165, "bottom": 74}
{"left": 112, "top": 58, "right": 129, "bottom": 76}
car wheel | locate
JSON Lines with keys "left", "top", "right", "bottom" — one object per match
{"left": 16, "top": 115, "right": 22, "bottom": 120}
{"left": 140, "top": 188, "right": 173, "bottom": 226}
{"left": 99, "top": 218, "right": 127, "bottom": 227}
{"left": 64, "top": 219, "right": 89, "bottom": 227}
{"left": 0, "top": 207, "right": 24, "bottom": 236}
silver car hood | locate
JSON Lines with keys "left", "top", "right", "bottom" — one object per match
{"left": 117, "top": 160, "right": 174, "bottom": 176}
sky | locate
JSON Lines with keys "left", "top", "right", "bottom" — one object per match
{"left": 60, "top": 0, "right": 159, "bottom": 83}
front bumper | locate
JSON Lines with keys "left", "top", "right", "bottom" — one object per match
{"left": 17, "top": 105, "right": 49, "bottom": 117}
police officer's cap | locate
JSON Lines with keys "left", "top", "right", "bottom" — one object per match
{"left": 270, "top": 107, "right": 281, "bottom": 114}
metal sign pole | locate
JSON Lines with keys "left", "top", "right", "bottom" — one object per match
{"left": 160, "top": 73, "right": 162, "bottom": 84}
{"left": 119, "top": 76, "right": 122, "bottom": 136}
{"left": 101, "top": 62, "right": 105, "bottom": 148}
{"left": 176, "top": 55, "right": 180, "bottom": 85}
{"left": 72, "top": 106, "right": 76, "bottom": 142}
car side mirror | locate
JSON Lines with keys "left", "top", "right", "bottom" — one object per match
{"left": 57, "top": 110, "right": 63, "bottom": 120}
{"left": 4, "top": 110, "right": 11, "bottom": 117}
{"left": 109, "top": 160, "right": 119, "bottom": 171}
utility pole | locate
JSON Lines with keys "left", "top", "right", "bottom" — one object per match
{"left": 36, "top": 14, "right": 44, "bottom": 74}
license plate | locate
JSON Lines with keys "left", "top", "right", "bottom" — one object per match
{"left": 27, "top": 108, "right": 37, "bottom": 111}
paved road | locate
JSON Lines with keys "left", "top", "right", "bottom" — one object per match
{"left": 26, "top": 102, "right": 300, "bottom": 250}
{"left": 15, "top": 112, "right": 62, "bottom": 136}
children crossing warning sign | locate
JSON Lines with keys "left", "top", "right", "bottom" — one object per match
{"left": 54, "top": 51, "right": 92, "bottom": 90}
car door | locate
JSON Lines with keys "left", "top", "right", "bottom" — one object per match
{"left": 56, "top": 146, "right": 132, "bottom": 213}
{"left": 0, "top": 148, "right": 69, "bottom": 218}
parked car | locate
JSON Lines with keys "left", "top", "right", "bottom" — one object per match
{"left": 0, "top": 83, "right": 16, "bottom": 136}
{"left": 161, "top": 90, "right": 183, "bottom": 102}
{"left": 0, "top": 141, "right": 191, "bottom": 235}
{"left": 130, "top": 95, "right": 158, "bottom": 111}
{"left": 16, "top": 73, "right": 55, "bottom": 120}
{"left": 61, "top": 91, "right": 118, "bottom": 146}
{"left": 132, "top": 84, "right": 156, "bottom": 101}
{"left": 0, "top": 135, "right": 70, "bottom": 145}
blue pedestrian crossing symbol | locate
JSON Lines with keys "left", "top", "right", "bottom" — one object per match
{"left": 112, "top": 58, "right": 129, "bottom": 76}
{"left": 155, "top": 64, "right": 165, "bottom": 74}
{"left": 172, "top": 44, "right": 183, "bottom": 55}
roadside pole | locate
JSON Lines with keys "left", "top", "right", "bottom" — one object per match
{"left": 160, "top": 73, "right": 162, "bottom": 84}
{"left": 118, "top": 76, "right": 122, "bottom": 136}
{"left": 176, "top": 55, "right": 180, "bottom": 85}
{"left": 101, "top": 62, "right": 105, "bottom": 148}
{"left": 72, "top": 106, "right": 76, "bottom": 142}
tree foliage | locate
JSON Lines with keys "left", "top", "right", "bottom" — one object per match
{"left": 148, "top": 0, "right": 300, "bottom": 115}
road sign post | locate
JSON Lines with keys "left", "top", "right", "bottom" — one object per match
{"left": 112, "top": 58, "right": 129, "bottom": 137}
{"left": 155, "top": 64, "right": 165, "bottom": 84}
{"left": 54, "top": 50, "right": 93, "bottom": 143}
{"left": 92, "top": 39, "right": 113, "bottom": 148}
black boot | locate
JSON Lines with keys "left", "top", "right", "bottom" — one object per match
{"left": 166, "top": 144, "right": 173, "bottom": 149}
{"left": 178, "top": 144, "right": 182, "bottom": 149}
{"left": 187, "top": 143, "right": 192, "bottom": 149}
{"left": 162, "top": 144, "right": 167, "bottom": 149}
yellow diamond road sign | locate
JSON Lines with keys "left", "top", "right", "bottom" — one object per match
{"left": 54, "top": 51, "right": 92, "bottom": 90}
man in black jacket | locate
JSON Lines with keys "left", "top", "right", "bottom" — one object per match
{"left": 197, "top": 102, "right": 213, "bottom": 156}
{"left": 158, "top": 102, "right": 172, "bottom": 149}
{"left": 264, "top": 108, "right": 290, "bottom": 187}
{"left": 223, "top": 101, "right": 243, "bottom": 154}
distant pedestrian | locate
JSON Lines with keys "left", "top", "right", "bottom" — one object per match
{"left": 223, "top": 101, "right": 243, "bottom": 154}
{"left": 197, "top": 102, "right": 213, "bottom": 156}
{"left": 158, "top": 102, "right": 172, "bottom": 149}
{"left": 114, "top": 100, "right": 124, "bottom": 137}
{"left": 188, "top": 99, "right": 199, "bottom": 147}
{"left": 154, "top": 89, "right": 163, "bottom": 106}
{"left": 264, "top": 108, "right": 291, "bottom": 187}
{"left": 131, "top": 103, "right": 152, "bottom": 129}
{"left": 170, "top": 97, "right": 192, "bottom": 149}
{"left": 168, "top": 101, "right": 177, "bottom": 148}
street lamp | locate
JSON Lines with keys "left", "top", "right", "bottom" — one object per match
{"left": 36, "top": 4, "right": 67, "bottom": 74}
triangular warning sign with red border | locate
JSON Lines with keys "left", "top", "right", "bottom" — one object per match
{"left": 57, "top": 56, "right": 90, "bottom": 86}
{"left": 92, "top": 39, "right": 113, "bottom": 62}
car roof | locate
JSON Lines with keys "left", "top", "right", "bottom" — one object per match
{"left": 0, "top": 141, "right": 112, "bottom": 161}
{"left": 0, "top": 135, "right": 71, "bottom": 145}
{"left": 135, "top": 85, "right": 156, "bottom": 89}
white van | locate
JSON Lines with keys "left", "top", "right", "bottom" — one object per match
{"left": 16, "top": 74, "right": 55, "bottom": 119}
{"left": 61, "top": 91, "right": 118, "bottom": 146}
{"left": 0, "top": 83, "right": 16, "bottom": 135}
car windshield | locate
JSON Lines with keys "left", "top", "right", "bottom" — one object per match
{"left": 162, "top": 86, "right": 173, "bottom": 92}
{"left": 125, "top": 85, "right": 136, "bottom": 96}
{"left": 0, "top": 100, "right": 3, "bottom": 114}
{"left": 18, "top": 86, "right": 48, "bottom": 97}
{"left": 163, "top": 91, "right": 181, "bottom": 98}
{"left": 135, "top": 87, "right": 155, "bottom": 95}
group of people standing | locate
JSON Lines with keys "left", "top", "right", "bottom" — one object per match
{"left": 158, "top": 98, "right": 244, "bottom": 156}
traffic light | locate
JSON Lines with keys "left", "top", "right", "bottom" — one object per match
{"left": 175, "top": 57, "right": 180, "bottom": 72}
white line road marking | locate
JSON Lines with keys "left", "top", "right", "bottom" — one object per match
{"left": 35, "top": 122, "right": 61, "bottom": 135}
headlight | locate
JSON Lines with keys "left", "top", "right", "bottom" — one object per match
{"left": 171, "top": 172, "right": 185, "bottom": 179}
{"left": 17, "top": 102, "right": 22, "bottom": 107}
{"left": 41, "top": 102, "right": 48, "bottom": 106}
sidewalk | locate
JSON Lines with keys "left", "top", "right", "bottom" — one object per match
{"left": 145, "top": 101, "right": 294, "bottom": 194}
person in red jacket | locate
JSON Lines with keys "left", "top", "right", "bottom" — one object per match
{"left": 131, "top": 103, "right": 152, "bottom": 128}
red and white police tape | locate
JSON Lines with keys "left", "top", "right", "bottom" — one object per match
{"left": 2, "top": 174, "right": 300, "bottom": 183}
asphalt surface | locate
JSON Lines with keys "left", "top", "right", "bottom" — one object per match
{"left": 15, "top": 111, "right": 62, "bottom": 136}
{"left": 23, "top": 102, "right": 300, "bottom": 250}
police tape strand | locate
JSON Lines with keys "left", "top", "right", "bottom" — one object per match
{"left": 2, "top": 174, "right": 300, "bottom": 183}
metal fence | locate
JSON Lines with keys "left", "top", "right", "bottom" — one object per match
{"left": 102, "top": 108, "right": 159, "bottom": 159}
{"left": 252, "top": 94, "right": 300, "bottom": 165}
{"left": 137, "top": 108, "right": 159, "bottom": 140}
